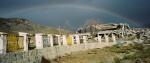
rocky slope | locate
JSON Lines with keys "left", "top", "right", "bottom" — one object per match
{"left": 0, "top": 17, "right": 70, "bottom": 34}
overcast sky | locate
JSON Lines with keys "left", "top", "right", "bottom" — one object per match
{"left": 0, "top": 0, "right": 150, "bottom": 31}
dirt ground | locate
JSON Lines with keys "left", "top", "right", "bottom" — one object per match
{"left": 41, "top": 45, "right": 150, "bottom": 63}
{"left": 43, "top": 48, "right": 124, "bottom": 63}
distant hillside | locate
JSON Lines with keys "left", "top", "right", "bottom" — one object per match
{"left": 0, "top": 17, "right": 71, "bottom": 34}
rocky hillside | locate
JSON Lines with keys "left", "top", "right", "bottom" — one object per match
{"left": 0, "top": 17, "right": 70, "bottom": 34}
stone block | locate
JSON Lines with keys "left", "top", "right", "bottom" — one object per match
{"left": 0, "top": 54, "right": 10, "bottom": 63}
{"left": 22, "top": 58, "right": 28, "bottom": 63}
{"left": 23, "top": 51, "right": 28, "bottom": 58}
{"left": 16, "top": 52, "right": 23, "bottom": 60}
{"left": 0, "top": 55, "right": 4, "bottom": 63}
{"left": 11, "top": 60, "right": 17, "bottom": 63}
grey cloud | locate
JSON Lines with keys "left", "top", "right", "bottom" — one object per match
{"left": 0, "top": 0, "right": 150, "bottom": 30}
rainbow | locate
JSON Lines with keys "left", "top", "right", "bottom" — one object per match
{"left": 3, "top": 4, "right": 143, "bottom": 27}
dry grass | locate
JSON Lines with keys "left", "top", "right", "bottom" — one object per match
{"left": 49, "top": 48, "right": 124, "bottom": 63}
{"left": 41, "top": 44, "right": 150, "bottom": 63}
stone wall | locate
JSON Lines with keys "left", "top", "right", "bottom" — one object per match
{"left": 0, "top": 49, "right": 41, "bottom": 63}
{"left": 0, "top": 42, "right": 115, "bottom": 63}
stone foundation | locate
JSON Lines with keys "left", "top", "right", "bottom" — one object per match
{"left": 0, "top": 42, "right": 115, "bottom": 63}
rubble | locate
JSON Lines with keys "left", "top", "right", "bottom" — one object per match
{"left": 77, "top": 23, "right": 150, "bottom": 46}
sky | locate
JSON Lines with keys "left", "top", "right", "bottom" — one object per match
{"left": 0, "top": 0, "right": 150, "bottom": 31}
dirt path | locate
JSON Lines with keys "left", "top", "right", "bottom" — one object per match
{"left": 49, "top": 48, "right": 124, "bottom": 63}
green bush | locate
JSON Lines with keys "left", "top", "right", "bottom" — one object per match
{"left": 114, "top": 58, "right": 121, "bottom": 63}
{"left": 123, "top": 55, "right": 135, "bottom": 60}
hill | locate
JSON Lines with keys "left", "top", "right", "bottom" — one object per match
{"left": 0, "top": 17, "right": 70, "bottom": 34}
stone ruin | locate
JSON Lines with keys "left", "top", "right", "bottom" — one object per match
{"left": 76, "top": 23, "right": 150, "bottom": 46}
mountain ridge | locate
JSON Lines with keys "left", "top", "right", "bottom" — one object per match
{"left": 0, "top": 17, "right": 70, "bottom": 34}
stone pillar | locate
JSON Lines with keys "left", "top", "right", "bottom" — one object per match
{"left": 121, "top": 31, "right": 124, "bottom": 38}
{"left": 98, "top": 35, "right": 102, "bottom": 43}
{"left": 104, "top": 34, "right": 109, "bottom": 43}
{"left": 83, "top": 36, "right": 88, "bottom": 50}
{"left": 48, "top": 34, "right": 53, "bottom": 47}
{"left": 56, "top": 35, "right": 61, "bottom": 46}
{"left": 75, "top": 34, "right": 80, "bottom": 44}
{"left": 35, "top": 33, "right": 43, "bottom": 49}
{"left": 0, "top": 32, "right": 7, "bottom": 54}
{"left": 19, "top": 32, "right": 28, "bottom": 51}
{"left": 112, "top": 34, "right": 116, "bottom": 43}
{"left": 62, "top": 35, "right": 67, "bottom": 45}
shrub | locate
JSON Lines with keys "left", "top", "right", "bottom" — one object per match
{"left": 123, "top": 55, "right": 136, "bottom": 60}
{"left": 114, "top": 58, "right": 121, "bottom": 63}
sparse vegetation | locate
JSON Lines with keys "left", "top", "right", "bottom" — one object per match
{"left": 114, "top": 58, "right": 121, "bottom": 63}
{"left": 103, "top": 45, "right": 131, "bottom": 54}
{"left": 123, "top": 55, "right": 136, "bottom": 60}
{"left": 0, "top": 18, "right": 71, "bottom": 34}
{"left": 109, "top": 43, "right": 150, "bottom": 63}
